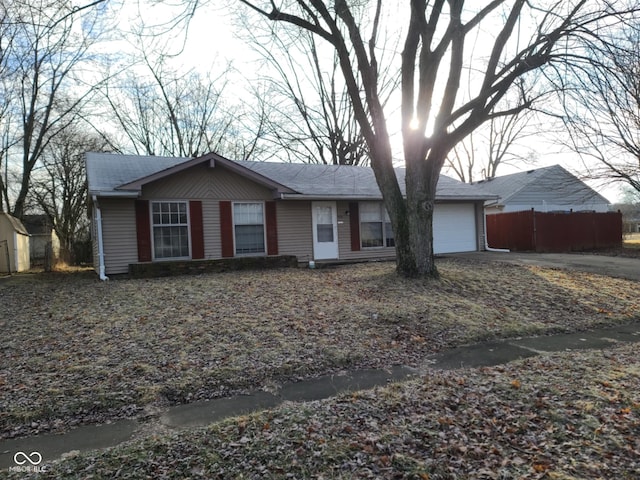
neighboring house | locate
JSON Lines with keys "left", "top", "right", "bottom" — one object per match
{"left": 476, "top": 165, "right": 611, "bottom": 214}
{"left": 86, "top": 151, "right": 497, "bottom": 277}
{"left": 0, "top": 212, "right": 30, "bottom": 273}
{"left": 613, "top": 204, "right": 640, "bottom": 233}
{"left": 22, "top": 215, "right": 60, "bottom": 265}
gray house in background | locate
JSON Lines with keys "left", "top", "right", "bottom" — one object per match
{"left": 475, "top": 165, "right": 611, "bottom": 214}
{"left": 86, "top": 151, "right": 497, "bottom": 278}
{"left": 22, "top": 215, "right": 60, "bottom": 265}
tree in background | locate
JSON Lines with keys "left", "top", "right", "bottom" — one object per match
{"left": 562, "top": 20, "right": 640, "bottom": 195}
{"left": 235, "top": 0, "right": 638, "bottom": 278}
{"left": 98, "top": 40, "right": 266, "bottom": 160}
{"left": 445, "top": 105, "right": 538, "bottom": 183}
{"left": 0, "top": 0, "right": 110, "bottom": 218}
{"left": 245, "top": 26, "right": 398, "bottom": 165}
{"left": 30, "top": 124, "right": 109, "bottom": 263}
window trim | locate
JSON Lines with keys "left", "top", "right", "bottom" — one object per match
{"left": 150, "top": 200, "right": 192, "bottom": 261}
{"left": 232, "top": 201, "right": 267, "bottom": 256}
{"left": 359, "top": 202, "right": 394, "bottom": 249}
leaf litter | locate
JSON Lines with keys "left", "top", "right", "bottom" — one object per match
{"left": 8, "top": 343, "right": 639, "bottom": 479}
{"left": 0, "top": 257, "right": 638, "bottom": 448}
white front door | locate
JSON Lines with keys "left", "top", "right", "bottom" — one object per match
{"left": 312, "top": 201, "right": 339, "bottom": 260}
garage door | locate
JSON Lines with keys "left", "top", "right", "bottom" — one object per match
{"left": 433, "top": 203, "right": 477, "bottom": 254}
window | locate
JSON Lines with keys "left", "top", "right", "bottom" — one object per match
{"left": 360, "top": 202, "right": 394, "bottom": 248}
{"left": 234, "top": 202, "right": 265, "bottom": 254}
{"left": 315, "top": 205, "right": 334, "bottom": 242}
{"left": 152, "top": 202, "right": 190, "bottom": 259}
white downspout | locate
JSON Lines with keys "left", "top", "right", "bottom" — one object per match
{"left": 93, "top": 195, "right": 109, "bottom": 281}
{"left": 483, "top": 212, "right": 510, "bottom": 253}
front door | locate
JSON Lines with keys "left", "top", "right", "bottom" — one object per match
{"left": 312, "top": 201, "right": 339, "bottom": 260}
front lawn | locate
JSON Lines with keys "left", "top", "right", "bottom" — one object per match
{"left": 1, "top": 258, "right": 638, "bottom": 440}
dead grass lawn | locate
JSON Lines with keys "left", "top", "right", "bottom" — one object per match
{"left": 1, "top": 258, "right": 638, "bottom": 440}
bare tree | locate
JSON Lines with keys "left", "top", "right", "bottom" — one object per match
{"left": 99, "top": 48, "right": 262, "bottom": 159}
{"left": 247, "top": 26, "right": 395, "bottom": 165}
{"left": 445, "top": 103, "right": 538, "bottom": 183}
{"left": 0, "top": 0, "right": 109, "bottom": 218}
{"left": 562, "top": 21, "right": 640, "bottom": 194}
{"left": 232, "top": 0, "right": 639, "bottom": 278}
{"left": 30, "top": 124, "right": 108, "bottom": 263}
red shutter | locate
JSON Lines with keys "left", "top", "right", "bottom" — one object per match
{"left": 189, "top": 201, "right": 205, "bottom": 259}
{"left": 349, "top": 202, "right": 360, "bottom": 251}
{"left": 219, "top": 201, "right": 234, "bottom": 258}
{"left": 265, "top": 201, "right": 278, "bottom": 255}
{"left": 135, "top": 200, "right": 152, "bottom": 262}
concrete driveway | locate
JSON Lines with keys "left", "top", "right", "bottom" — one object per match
{"left": 451, "top": 251, "right": 640, "bottom": 282}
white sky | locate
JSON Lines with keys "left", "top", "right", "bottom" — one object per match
{"left": 111, "top": 0, "right": 625, "bottom": 203}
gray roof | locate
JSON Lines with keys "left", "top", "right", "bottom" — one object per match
{"left": 0, "top": 212, "right": 29, "bottom": 236}
{"left": 86, "top": 153, "right": 189, "bottom": 197}
{"left": 86, "top": 152, "right": 496, "bottom": 201}
{"left": 474, "top": 165, "right": 610, "bottom": 206}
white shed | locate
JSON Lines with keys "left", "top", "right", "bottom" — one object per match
{"left": 0, "top": 212, "right": 30, "bottom": 273}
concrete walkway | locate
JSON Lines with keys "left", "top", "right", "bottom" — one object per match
{"left": 2, "top": 322, "right": 640, "bottom": 470}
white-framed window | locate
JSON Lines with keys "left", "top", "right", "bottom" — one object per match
{"left": 360, "top": 202, "right": 394, "bottom": 248}
{"left": 233, "top": 202, "right": 265, "bottom": 255}
{"left": 151, "top": 201, "right": 190, "bottom": 259}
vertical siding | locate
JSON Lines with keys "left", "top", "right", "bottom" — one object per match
{"left": 276, "top": 201, "right": 313, "bottom": 262}
{"left": 203, "top": 199, "right": 221, "bottom": 259}
{"left": 101, "top": 198, "right": 138, "bottom": 275}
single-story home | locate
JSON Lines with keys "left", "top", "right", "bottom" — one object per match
{"left": 0, "top": 212, "right": 30, "bottom": 273}
{"left": 475, "top": 165, "right": 611, "bottom": 214}
{"left": 22, "top": 215, "right": 60, "bottom": 265}
{"left": 86, "top": 151, "right": 498, "bottom": 277}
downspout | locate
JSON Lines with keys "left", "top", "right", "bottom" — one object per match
{"left": 483, "top": 212, "right": 510, "bottom": 253}
{"left": 93, "top": 195, "right": 109, "bottom": 281}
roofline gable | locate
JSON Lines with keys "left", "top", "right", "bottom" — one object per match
{"left": 115, "top": 152, "right": 298, "bottom": 195}
{"left": 476, "top": 165, "right": 611, "bottom": 206}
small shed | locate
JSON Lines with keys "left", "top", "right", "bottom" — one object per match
{"left": 0, "top": 212, "right": 30, "bottom": 273}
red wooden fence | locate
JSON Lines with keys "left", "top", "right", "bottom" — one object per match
{"left": 486, "top": 210, "right": 622, "bottom": 252}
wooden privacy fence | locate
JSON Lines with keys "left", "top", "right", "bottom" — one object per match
{"left": 486, "top": 210, "right": 622, "bottom": 252}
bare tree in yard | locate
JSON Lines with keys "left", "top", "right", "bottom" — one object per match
{"left": 30, "top": 124, "right": 108, "bottom": 263}
{"left": 233, "top": 0, "right": 640, "bottom": 278}
{"left": 562, "top": 21, "right": 640, "bottom": 194}
{"left": 0, "top": 0, "right": 109, "bottom": 219}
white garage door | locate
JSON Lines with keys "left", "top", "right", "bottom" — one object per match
{"left": 433, "top": 203, "right": 477, "bottom": 254}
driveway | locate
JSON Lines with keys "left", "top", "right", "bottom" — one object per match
{"left": 451, "top": 251, "right": 640, "bottom": 282}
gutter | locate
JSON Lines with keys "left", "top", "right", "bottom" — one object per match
{"left": 279, "top": 193, "right": 496, "bottom": 202}
{"left": 92, "top": 195, "right": 109, "bottom": 281}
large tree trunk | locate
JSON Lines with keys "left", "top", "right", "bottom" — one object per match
{"left": 370, "top": 140, "right": 442, "bottom": 278}
{"left": 403, "top": 150, "right": 443, "bottom": 278}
